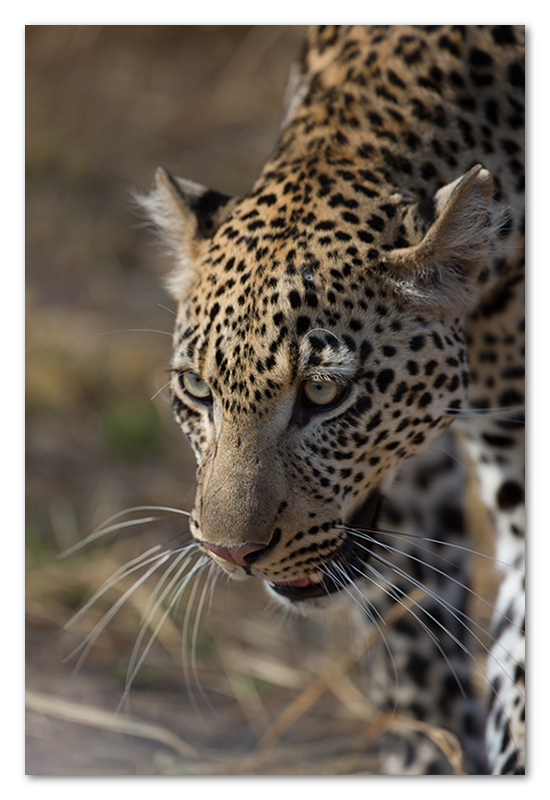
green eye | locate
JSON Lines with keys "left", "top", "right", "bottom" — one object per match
{"left": 179, "top": 372, "right": 212, "bottom": 400}
{"left": 302, "top": 379, "right": 342, "bottom": 408}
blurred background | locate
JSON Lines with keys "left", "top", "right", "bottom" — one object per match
{"left": 25, "top": 25, "right": 494, "bottom": 776}
{"left": 25, "top": 24, "right": 361, "bottom": 776}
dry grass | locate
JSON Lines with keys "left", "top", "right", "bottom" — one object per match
{"left": 25, "top": 25, "right": 497, "bottom": 776}
{"left": 26, "top": 538, "right": 472, "bottom": 775}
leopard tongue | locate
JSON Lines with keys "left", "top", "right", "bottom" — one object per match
{"left": 271, "top": 577, "right": 310, "bottom": 588}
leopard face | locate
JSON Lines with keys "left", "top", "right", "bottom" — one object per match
{"left": 157, "top": 167, "right": 496, "bottom": 612}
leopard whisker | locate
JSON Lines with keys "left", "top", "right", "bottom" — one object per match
{"left": 190, "top": 564, "right": 212, "bottom": 686}
{"left": 64, "top": 548, "right": 176, "bottom": 672}
{"left": 157, "top": 302, "right": 176, "bottom": 316}
{"left": 323, "top": 561, "right": 383, "bottom": 629}
{"left": 346, "top": 525, "right": 523, "bottom": 630}
{"left": 352, "top": 538, "right": 524, "bottom": 693}
{"left": 58, "top": 505, "right": 191, "bottom": 559}
{"left": 119, "top": 551, "right": 208, "bottom": 711}
{"left": 339, "top": 523, "right": 524, "bottom": 573}
{"left": 59, "top": 517, "right": 160, "bottom": 558}
{"left": 92, "top": 328, "right": 174, "bottom": 337}
{"left": 353, "top": 530, "right": 507, "bottom": 644}
{"left": 189, "top": 562, "right": 220, "bottom": 702}
{"left": 180, "top": 559, "right": 215, "bottom": 708}
{"left": 352, "top": 558, "right": 472, "bottom": 700}
{"left": 160, "top": 559, "right": 220, "bottom": 714}
{"left": 138, "top": 541, "right": 199, "bottom": 625}
{"left": 63, "top": 544, "right": 169, "bottom": 631}
{"left": 150, "top": 379, "right": 172, "bottom": 401}
{"left": 323, "top": 560, "right": 400, "bottom": 703}
{"left": 442, "top": 404, "right": 524, "bottom": 420}
{"left": 348, "top": 554, "right": 470, "bottom": 697}
{"left": 127, "top": 545, "right": 200, "bottom": 661}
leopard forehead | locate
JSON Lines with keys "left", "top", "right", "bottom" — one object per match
{"left": 172, "top": 188, "right": 442, "bottom": 372}
{"left": 172, "top": 236, "right": 459, "bottom": 396}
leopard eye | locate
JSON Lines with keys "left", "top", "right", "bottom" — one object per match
{"left": 302, "top": 379, "right": 343, "bottom": 408}
{"left": 179, "top": 371, "right": 212, "bottom": 401}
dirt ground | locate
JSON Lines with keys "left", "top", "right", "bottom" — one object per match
{"left": 25, "top": 25, "right": 497, "bottom": 776}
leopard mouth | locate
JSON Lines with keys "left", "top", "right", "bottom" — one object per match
{"left": 268, "top": 490, "right": 381, "bottom": 601}
{"left": 268, "top": 579, "right": 334, "bottom": 600}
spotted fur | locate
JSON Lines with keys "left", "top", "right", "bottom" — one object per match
{"left": 140, "top": 25, "right": 524, "bottom": 774}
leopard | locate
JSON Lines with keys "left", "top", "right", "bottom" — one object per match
{"left": 140, "top": 25, "right": 525, "bottom": 775}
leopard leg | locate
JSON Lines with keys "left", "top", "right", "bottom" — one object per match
{"left": 353, "top": 429, "right": 489, "bottom": 774}
{"left": 456, "top": 275, "right": 525, "bottom": 774}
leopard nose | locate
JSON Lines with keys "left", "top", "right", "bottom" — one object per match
{"left": 201, "top": 541, "right": 267, "bottom": 566}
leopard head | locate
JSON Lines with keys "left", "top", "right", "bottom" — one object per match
{"left": 140, "top": 163, "right": 494, "bottom": 611}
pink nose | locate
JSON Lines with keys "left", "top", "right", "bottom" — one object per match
{"left": 201, "top": 541, "right": 266, "bottom": 566}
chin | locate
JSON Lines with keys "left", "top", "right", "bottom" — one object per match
{"left": 263, "top": 578, "right": 351, "bottom": 616}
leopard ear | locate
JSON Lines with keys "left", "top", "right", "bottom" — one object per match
{"left": 383, "top": 165, "right": 495, "bottom": 312}
{"left": 138, "top": 167, "right": 237, "bottom": 299}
